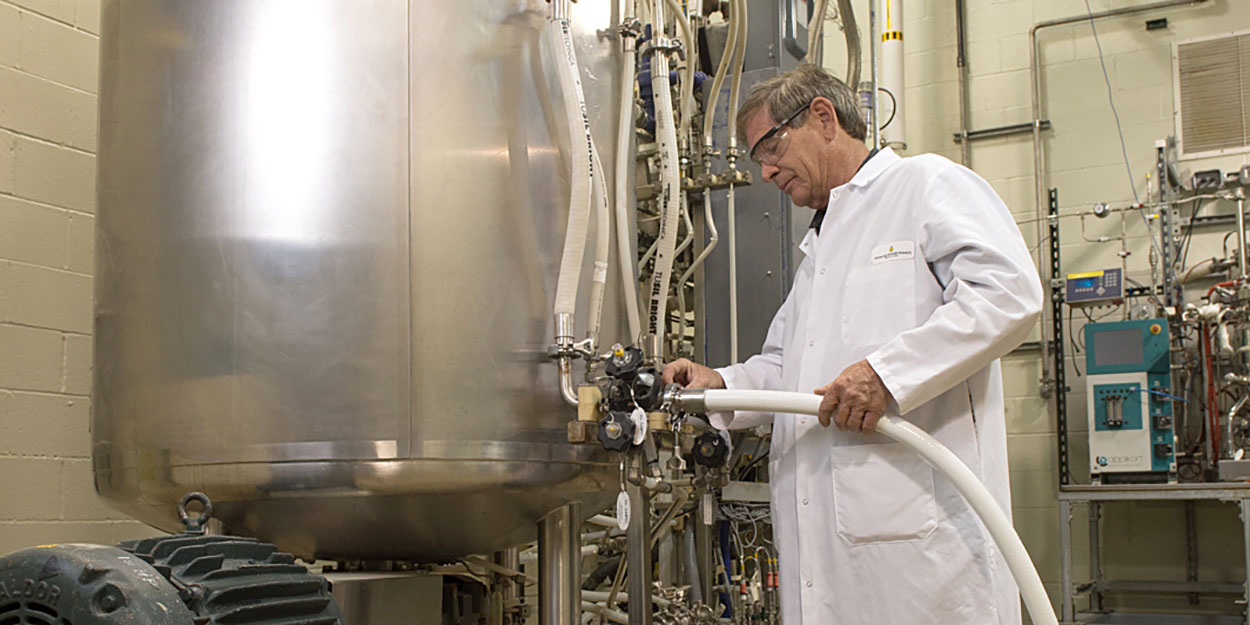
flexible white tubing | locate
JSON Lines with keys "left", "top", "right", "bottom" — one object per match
{"left": 726, "top": 0, "right": 748, "bottom": 152}
{"left": 588, "top": 141, "right": 612, "bottom": 345}
{"left": 550, "top": 18, "right": 595, "bottom": 329}
{"left": 692, "top": 389, "right": 1058, "bottom": 625}
{"left": 661, "top": 0, "right": 696, "bottom": 143}
{"left": 644, "top": 0, "right": 682, "bottom": 362}
{"left": 701, "top": 3, "right": 740, "bottom": 152}
{"left": 614, "top": 2, "right": 643, "bottom": 342}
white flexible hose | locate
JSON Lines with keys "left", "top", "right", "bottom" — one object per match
{"left": 726, "top": 0, "right": 748, "bottom": 152}
{"left": 690, "top": 389, "right": 1059, "bottom": 625}
{"left": 550, "top": 18, "right": 595, "bottom": 333}
{"left": 644, "top": 0, "right": 682, "bottom": 362}
{"left": 588, "top": 140, "right": 611, "bottom": 345}
{"left": 701, "top": 2, "right": 740, "bottom": 152}
{"left": 661, "top": 0, "right": 696, "bottom": 143}
{"left": 615, "top": 7, "right": 643, "bottom": 342}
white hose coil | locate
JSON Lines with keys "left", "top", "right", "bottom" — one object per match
{"left": 694, "top": 389, "right": 1059, "bottom": 625}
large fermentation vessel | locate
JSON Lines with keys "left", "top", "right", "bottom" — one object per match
{"left": 93, "top": 0, "right": 624, "bottom": 561}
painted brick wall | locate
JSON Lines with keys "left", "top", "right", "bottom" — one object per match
{"left": 826, "top": 0, "right": 1250, "bottom": 619}
{"left": 0, "top": 0, "right": 152, "bottom": 555}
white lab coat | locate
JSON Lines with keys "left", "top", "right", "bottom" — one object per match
{"left": 713, "top": 148, "right": 1042, "bottom": 625}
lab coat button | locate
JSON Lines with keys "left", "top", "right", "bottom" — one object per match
{"left": 806, "top": 581, "right": 813, "bottom": 588}
{"left": 819, "top": 267, "right": 826, "bottom": 275}
{"left": 808, "top": 340, "right": 815, "bottom": 347}
{"left": 802, "top": 498, "right": 809, "bottom": 505}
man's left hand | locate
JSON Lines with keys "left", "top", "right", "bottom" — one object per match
{"left": 814, "top": 360, "right": 893, "bottom": 433}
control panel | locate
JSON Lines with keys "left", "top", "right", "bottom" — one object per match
{"left": 1066, "top": 268, "right": 1124, "bottom": 308}
{"left": 1084, "top": 318, "right": 1175, "bottom": 482}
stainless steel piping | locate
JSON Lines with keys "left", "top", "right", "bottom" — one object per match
{"left": 955, "top": 0, "right": 969, "bottom": 165}
{"left": 1237, "top": 190, "right": 1247, "bottom": 281}
{"left": 539, "top": 502, "right": 582, "bottom": 625}
{"left": 869, "top": 0, "right": 880, "bottom": 146}
{"left": 1029, "top": 0, "right": 1208, "bottom": 391}
{"left": 626, "top": 465, "right": 653, "bottom": 625}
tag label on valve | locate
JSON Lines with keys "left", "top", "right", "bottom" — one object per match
{"left": 616, "top": 491, "right": 631, "bottom": 531}
{"left": 630, "top": 407, "right": 647, "bottom": 445}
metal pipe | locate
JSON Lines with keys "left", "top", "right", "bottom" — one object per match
{"left": 626, "top": 462, "right": 653, "bottom": 625}
{"left": 1029, "top": 0, "right": 1208, "bottom": 395}
{"left": 494, "top": 548, "right": 521, "bottom": 625}
{"left": 539, "top": 502, "right": 582, "bottom": 625}
{"left": 955, "top": 0, "right": 969, "bottom": 165}
{"left": 868, "top": 0, "right": 879, "bottom": 146}
{"left": 1237, "top": 191, "right": 1247, "bottom": 281}
{"left": 559, "top": 356, "right": 579, "bottom": 406}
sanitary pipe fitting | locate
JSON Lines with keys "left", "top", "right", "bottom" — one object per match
{"left": 665, "top": 386, "right": 707, "bottom": 413}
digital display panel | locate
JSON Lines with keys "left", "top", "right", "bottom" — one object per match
{"left": 1093, "top": 328, "right": 1143, "bottom": 366}
{"left": 1074, "top": 277, "right": 1097, "bottom": 289}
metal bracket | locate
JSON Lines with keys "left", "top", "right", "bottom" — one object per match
{"left": 639, "top": 37, "right": 685, "bottom": 60}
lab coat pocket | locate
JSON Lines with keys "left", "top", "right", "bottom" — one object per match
{"left": 831, "top": 442, "right": 937, "bottom": 544}
{"left": 840, "top": 263, "right": 915, "bottom": 349}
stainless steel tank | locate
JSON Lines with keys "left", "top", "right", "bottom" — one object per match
{"left": 93, "top": 0, "right": 625, "bottom": 561}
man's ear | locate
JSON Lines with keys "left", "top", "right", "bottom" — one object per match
{"left": 810, "top": 97, "right": 840, "bottom": 141}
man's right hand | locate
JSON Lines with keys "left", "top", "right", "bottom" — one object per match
{"left": 662, "top": 358, "right": 726, "bottom": 389}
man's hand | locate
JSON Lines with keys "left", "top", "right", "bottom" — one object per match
{"left": 814, "top": 360, "right": 893, "bottom": 433}
{"left": 662, "top": 358, "right": 726, "bottom": 389}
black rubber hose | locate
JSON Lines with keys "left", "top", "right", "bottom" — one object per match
{"left": 582, "top": 555, "right": 623, "bottom": 590}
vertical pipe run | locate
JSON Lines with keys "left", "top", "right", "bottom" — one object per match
{"left": 954, "top": 0, "right": 969, "bottom": 166}
{"left": 494, "top": 548, "right": 521, "bottom": 625}
{"left": 1237, "top": 192, "right": 1247, "bottom": 281}
{"left": 878, "top": 0, "right": 904, "bottom": 148}
{"left": 539, "top": 502, "right": 582, "bottom": 625}
{"left": 627, "top": 470, "right": 653, "bottom": 625}
{"left": 868, "top": 0, "right": 879, "bottom": 147}
{"left": 1089, "top": 502, "right": 1103, "bottom": 612}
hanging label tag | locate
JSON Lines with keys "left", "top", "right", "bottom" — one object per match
{"left": 631, "top": 407, "right": 647, "bottom": 445}
{"left": 616, "top": 491, "right": 631, "bottom": 531}
{"left": 702, "top": 492, "right": 714, "bottom": 526}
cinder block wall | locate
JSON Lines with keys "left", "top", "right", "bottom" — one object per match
{"left": 823, "top": 0, "right": 1250, "bottom": 618}
{"left": 0, "top": 0, "right": 152, "bottom": 554}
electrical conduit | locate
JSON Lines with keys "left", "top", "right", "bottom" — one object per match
{"left": 669, "top": 388, "right": 1059, "bottom": 625}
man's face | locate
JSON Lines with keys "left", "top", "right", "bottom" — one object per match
{"left": 743, "top": 105, "right": 830, "bottom": 209}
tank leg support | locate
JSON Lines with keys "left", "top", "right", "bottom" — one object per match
{"left": 628, "top": 473, "right": 653, "bottom": 625}
{"left": 539, "top": 502, "right": 581, "bottom": 625}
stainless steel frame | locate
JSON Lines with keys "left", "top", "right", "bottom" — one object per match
{"left": 94, "top": 0, "right": 625, "bottom": 561}
{"left": 1058, "top": 484, "right": 1250, "bottom": 625}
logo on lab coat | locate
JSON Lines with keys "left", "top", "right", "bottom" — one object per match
{"left": 871, "top": 241, "right": 915, "bottom": 264}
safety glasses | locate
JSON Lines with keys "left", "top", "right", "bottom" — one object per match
{"left": 748, "top": 102, "right": 810, "bottom": 166}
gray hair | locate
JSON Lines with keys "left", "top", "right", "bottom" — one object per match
{"left": 736, "top": 64, "right": 867, "bottom": 144}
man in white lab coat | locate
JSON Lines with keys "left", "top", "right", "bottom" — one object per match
{"left": 663, "top": 64, "right": 1043, "bottom": 624}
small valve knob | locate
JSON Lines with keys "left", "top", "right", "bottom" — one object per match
{"left": 598, "top": 411, "right": 636, "bottom": 452}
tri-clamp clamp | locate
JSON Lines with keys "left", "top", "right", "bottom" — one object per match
{"left": 640, "top": 36, "right": 685, "bottom": 60}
